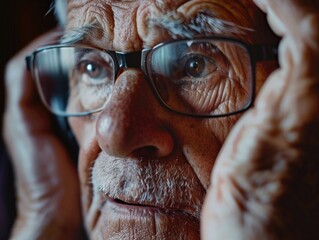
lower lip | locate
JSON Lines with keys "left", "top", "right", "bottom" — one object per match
{"left": 94, "top": 198, "right": 200, "bottom": 239}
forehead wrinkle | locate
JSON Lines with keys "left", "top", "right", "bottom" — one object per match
{"left": 111, "top": 1, "right": 143, "bottom": 51}
{"left": 65, "top": 0, "right": 258, "bottom": 50}
{"left": 67, "top": 0, "right": 115, "bottom": 46}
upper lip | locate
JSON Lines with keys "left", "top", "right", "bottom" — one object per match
{"left": 91, "top": 153, "right": 204, "bottom": 221}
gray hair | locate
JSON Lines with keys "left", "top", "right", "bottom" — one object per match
{"left": 54, "top": 0, "right": 67, "bottom": 26}
{"left": 152, "top": 11, "right": 253, "bottom": 39}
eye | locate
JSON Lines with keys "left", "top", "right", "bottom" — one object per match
{"left": 85, "top": 62, "right": 101, "bottom": 78}
{"left": 183, "top": 54, "right": 217, "bottom": 78}
{"left": 185, "top": 56, "right": 205, "bottom": 77}
{"left": 77, "top": 60, "right": 109, "bottom": 80}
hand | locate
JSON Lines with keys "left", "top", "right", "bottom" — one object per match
{"left": 3, "top": 30, "right": 82, "bottom": 239}
{"left": 202, "top": 0, "right": 319, "bottom": 239}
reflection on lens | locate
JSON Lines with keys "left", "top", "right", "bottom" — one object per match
{"left": 148, "top": 39, "right": 253, "bottom": 116}
{"left": 34, "top": 46, "right": 115, "bottom": 116}
{"left": 32, "top": 39, "right": 254, "bottom": 117}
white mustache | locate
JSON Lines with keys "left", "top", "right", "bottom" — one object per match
{"left": 91, "top": 154, "right": 205, "bottom": 219}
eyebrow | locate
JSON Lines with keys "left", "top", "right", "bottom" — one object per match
{"left": 60, "top": 23, "right": 104, "bottom": 44}
{"left": 60, "top": 11, "right": 253, "bottom": 45}
{"left": 152, "top": 11, "right": 254, "bottom": 39}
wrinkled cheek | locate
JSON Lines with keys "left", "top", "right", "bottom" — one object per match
{"left": 68, "top": 116, "right": 100, "bottom": 218}
{"left": 209, "top": 115, "right": 242, "bottom": 143}
{"left": 78, "top": 149, "right": 95, "bottom": 223}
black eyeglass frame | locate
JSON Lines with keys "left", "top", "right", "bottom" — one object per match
{"left": 26, "top": 37, "right": 278, "bottom": 118}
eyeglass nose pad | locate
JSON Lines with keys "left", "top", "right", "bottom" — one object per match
{"left": 114, "top": 50, "right": 151, "bottom": 80}
{"left": 115, "top": 51, "right": 142, "bottom": 69}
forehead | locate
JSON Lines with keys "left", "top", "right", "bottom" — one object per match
{"left": 64, "top": 0, "right": 259, "bottom": 51}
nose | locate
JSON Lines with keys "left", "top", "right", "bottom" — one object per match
{"left": 96, "top": 69, "right": 174, "bottom": 158}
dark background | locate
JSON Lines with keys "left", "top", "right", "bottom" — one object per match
{"left": 0, "top": 1, "right": 56, "bottom": 239}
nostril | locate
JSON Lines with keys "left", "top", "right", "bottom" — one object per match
{"left": 132, "top": 146, "right": 161, "bottom": 158}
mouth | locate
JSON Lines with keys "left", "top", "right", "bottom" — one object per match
{"left": 100, "top": 193, "right": 200, "bottom": 221}
{"left": 89, "top": 192, "right": 201, "bottom": 239}
{"left": 90, "top": 153, "right": 205, "bottom": 225}
{"left": 87, "top": 154, "right": 205, "bottom": 238}
{"left": 113, "top": 198, "right": 161, "bottom": 210}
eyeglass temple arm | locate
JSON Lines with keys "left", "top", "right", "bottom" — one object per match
{"left": 251, "top": 44, "right": 279, "bottom": 62}
{"left": 25, "top": 55, "right": 32, "bottom": 71}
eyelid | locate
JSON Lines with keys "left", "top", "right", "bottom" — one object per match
{"left": 181, "top": 43, "right": 220, "bottom": 58}
{"left": 188, "top": 42, "right": 218, "bottom": 51}
{"left": 179, "top": 49, "right": 220, "bottom": 70}
{"left": 75, "top": 48, "right": 104, "bottom": 60}
{"left": 181, "top": 52, "right": 215, "bottom": 61}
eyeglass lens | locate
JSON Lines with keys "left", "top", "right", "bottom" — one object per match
{"left": 33, "top": 39, "right": 253, "bottom": 117}
{"left": 148, "top": 39, "right": 253, "bottom": 116}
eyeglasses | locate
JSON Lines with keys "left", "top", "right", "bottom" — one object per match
{"left": 26, "top": 37, "right": 277, "bottom": 117}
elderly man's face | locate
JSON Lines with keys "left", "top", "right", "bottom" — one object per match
{"left": 66, "top": 0, "right": 274, "bottom": 238}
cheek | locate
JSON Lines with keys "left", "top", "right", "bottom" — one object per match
{"left": 69, "top": 115, "right": 100, "bottom": 146}
{"left": 69, "top": 118, "right": 98, "bottom": 175}
{"left": 209, "top": 115, "right": 242, "bottom": 144}
{"left": 177, "top": 116, "right": 239, "bottom": 190}
{"left": 69, "top": 116, "right": 102, "bottom": 216}
{"left": 196, "top": 117, "right": 240, "bottom": 188}
{"left": 68, "top": 117, "right": 81, "bottom": 148}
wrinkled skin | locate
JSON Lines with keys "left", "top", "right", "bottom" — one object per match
{"left": 67, "top": 0, "right": 274, "bottom": 239}
{"left": 3, "top": 0, "right": 319, "bottom": 239}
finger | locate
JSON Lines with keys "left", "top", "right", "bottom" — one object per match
{"left": 201, "top": 114, "right": 273, "bottom": 240}
{"left": 5, "top": 29, "right": 62, "bottom": 107}
{"left": 202, "top": 2, "right": 319, "bottom": 239}
{"left": 253, "top": 0, "right": 319, "bottom": 38}
{"left": 3, "top": 29, "right": 75, "bottom": 182}
{"left": 253, "top": 0, "right": 319, "bottom": 74}
{"left": 3, "top": 30, "right": 82, "bottom": 239}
